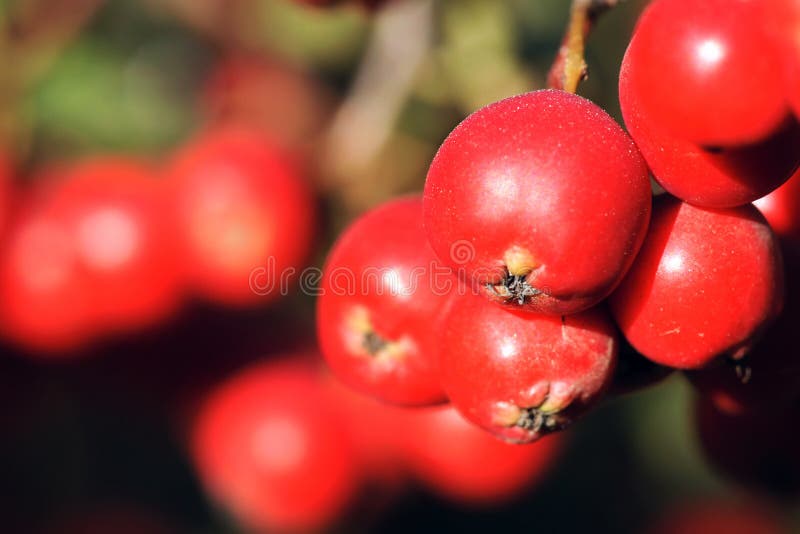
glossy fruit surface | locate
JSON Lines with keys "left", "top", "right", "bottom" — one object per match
{"left": 168, "top": 128, "right": 315, "bottom": 306}
{"left": 191, "top": 359, "right": 361, "bottom": 532}
{"left": 623, "top": 0, "right": 788, "bottom": 147}
{"left": 610, "top": 196, "right": 784, "bottom": 369}
{"left": 753, "top": 170, "right": 800, "bottom": 247}
{"left": 424, "top": 89, "right": 651, "bottom": 315}
{"left": 620, "top": 40, "right": 800, "bottom": 208}
{"left": 399, "top": 406, "right": 563, "bottom": 505}
{"left": 438, "top": 292, "right": 617, "bottom": 443}
{"left": 318, "top": 196, "right": 448, "bottom": 406}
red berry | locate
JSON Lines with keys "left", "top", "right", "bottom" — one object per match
{"left": 610, "top": 196, "right": 784, "bottom": 369}
{"left": 0, "top": 195, "right": 94, "bottom": 353}
{"left": 167, "top": 128, "right": 315, "bottom": 306}
{"left": 318, "top": 196, "right": 448, "bottom": 406}
{"left": 623, "top": 0, "right": 788, "bottom": 147}
{"left": 648, "top": 498, "right": 788, "bottom": 534}
{"left": 753, "top": 170, "right": 800, "bottom": 248}
{"left": 695, "top": 397, "right": 800, "bottom": 496}
{"left": 191, "top": 359, "right": 361, "bottom": 532}
{"left": 438, "top": 293, "right": 617, "bottom": 443}
{"left": 424, "top": 89, "right": 651, "bottom": 315}
{"left": 46, "top": 158, "right": 182, "bottom": 333}
{"left": 398, "top": 406, "right": 564, "bottom": 505}
{"left": 620, "top": 34, "right": 800, "bottom": 208}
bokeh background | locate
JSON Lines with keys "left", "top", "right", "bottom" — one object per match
{"left": 0, "top": 0, "right": 797, "bottom": 532}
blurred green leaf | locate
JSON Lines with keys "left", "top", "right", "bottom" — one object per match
{"left": 25, "top": 36, "right": 196, "bottom": 156}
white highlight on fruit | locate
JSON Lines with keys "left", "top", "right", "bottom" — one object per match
{"left": 78, "top": 207, "right": 140, "bottom": 270}
{"left": 697, "top": 39, "right": 724, "bottom": 66}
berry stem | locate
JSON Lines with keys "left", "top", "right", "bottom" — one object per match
{"left": 547, "top": 0, "right": 618, "bottom": 93}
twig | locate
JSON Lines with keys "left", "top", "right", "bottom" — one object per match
{"left": 547, "top": 0, "right": 618, "bottom": 94}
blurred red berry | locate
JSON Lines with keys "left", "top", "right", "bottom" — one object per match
{"left": 167, "top": 128, "right": 315, "bottom": 307}
{"left": 648, "top": 498, "right": 788, "bottom": 534}
{"left": 46, "top": 158, "right": 182, "bottom": 333}
{"left": 191, "top": 358, "right": 361, "bottom": 532}
{"left": 0, "top": 195, "right": 94, "bottom": 353}
{"left": 398, "top": 406, "right": 564, "bottom": 505}
{"left": 695, "top": 398, "right": 800, "bottom": 497}
{"left": 317, "top": 195, "right": 449, "bottom": 406}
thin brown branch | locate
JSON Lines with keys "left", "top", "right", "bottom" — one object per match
{"left": 547, "top": 0, "right": 618, "bottom": 94}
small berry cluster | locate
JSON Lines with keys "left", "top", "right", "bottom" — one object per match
{"left": 191, "top": 357, "right": 563, "bottom": 532}
{"left": 316, "top": 0, "right": 800, "bottom": 465}
{"left": 0, "top": 127, "right": 314, "bottom": 354}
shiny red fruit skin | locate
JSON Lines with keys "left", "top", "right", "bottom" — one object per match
{"left": 424, "top": 89, "right": 651, "bottom": 315}
{"left": 610, "top": 196, "right": 784, "bottom": 370}
{"left": 620, "top": 42, "right": 800, "bottom": 208}
{"left": 167, "top": 128, "right": 315, "bottom": 306}
{"left": 624, "top": 0, "right": 788, "bottom": 147}
{"left": 754, "top": 170, "right": 800, "bottom": 247}
{"left": 438, "top": 293, "right": 617, "bottom": 443}
{"left": 768, "top": 0, "right": 800, "bottom": 118}
{"left": 191, "top": 359, "right": 361, "bottom": 532}
{"left": 398, "top": 406, "right": 564, "bottom": 505}
{"left": 47, "top": 159, "right": 182, "bottom": 333}
{"left": 317, "top": 196, "right": 448, "bottom": 406}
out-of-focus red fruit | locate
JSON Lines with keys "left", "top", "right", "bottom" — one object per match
{"left": 201, "top": 54, "right": 332, "bottom": 151}
{"left": 648, "top": 499, "right": 788, "bottom": 534}
{"left": 317, "top": 196, "right": 449, "bottom": 406}
{"left": 191, "top": 359, "right": 361, "bottom": 532}
{"left": 695, "top": 397, "right": 800, "bottom": 496}
{"left": 398, "top": 406, "right": 563, "bottom": 505}
{"left": 46, "top": 159, "right": 182, "bottom": 333}
{"left": 688, "top": 307, "right": 800, "bottom": 415}
{"left": 323, "top": 374, "right": 408, "bottom": 491}
{"left": 167, "top": 128, "right": 315, "bottom": 306}
{"left": 610, "top": 196, "right": 784, "bottom": 370}
{"left": 0, "top": 195, "right": 94, "bottom": 354}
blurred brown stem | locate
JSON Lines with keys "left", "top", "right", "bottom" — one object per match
{"left": 547, "top": 0, "right": 618, "bottom": 93}
{"left": 320, "top": 0, "right": 434, "bottom": 211}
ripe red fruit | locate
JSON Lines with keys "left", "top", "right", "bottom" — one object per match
{"left": 610, "top": 196, "right": 784, "bottom": 370}
{"left": 46, "top": 159, "right": 182, "bottom": 333}
{"left": 622, "top": 0, "right": 788, "bottom": 147}
{"left": 438, "top": 293, "right": 617, "bottom": 443}
{"left": 620, "top": 21, "right": 800, "bottom": 208}
{"left": 0, "top": 196, "right": 94, "bottom": 353}
{"left": 398, "top": 406, "right": 564, "bottom": 505}
{"left": 695, "top": 398, "right": 800, "bottom": 496}
{"left": 200, "top": 54, "right": 332, "bottom": 151}
{"left": 754, "top": 170, "right": 800, "bottom": 248}
{"left": 648, "top": 499, "right": 788, "bottom": 534}
{"left": 167, "top": 128, "right": 315, "bottom": 306}
{"left": 191, "top": 359, "right": 361, "bottom": 532}
{"left": 317, "top": 196, "right": 448, "bottom": 406}
{"left": 424, "top": 89, "right": 651, "bottom": 315}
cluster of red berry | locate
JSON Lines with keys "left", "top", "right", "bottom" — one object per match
{"left": 191, "top": 356, "right": 563, "bottom": 532}
{"left": 0, "top": 127, "right": 314, "bottom": 354}
{"left": 315, "top": 0, "right": 800, "bottom": 485}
